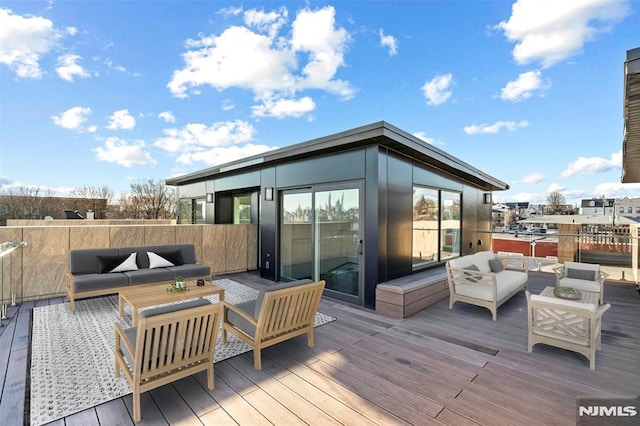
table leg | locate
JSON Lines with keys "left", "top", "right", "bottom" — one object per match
{"left": 118, "top": 295, "right": 124, "bottom": 317}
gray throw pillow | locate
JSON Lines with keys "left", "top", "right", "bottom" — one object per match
{"left": 464, "top": 264, "right": 481, "bottom": 282}
{"left": 566, "top": 268, "right": 596, "bottom": 281}
{"left": 488, "top": 258, "right": 504, "bottom": 273}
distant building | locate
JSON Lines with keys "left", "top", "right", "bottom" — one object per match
{"left": 580, "top": 198, "right": 615, "bottom": 215}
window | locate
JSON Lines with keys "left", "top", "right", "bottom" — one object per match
{"left": 636, "top": 207, "right": 640, "bottom": 214}
{"left": 177, "top": 198, "right": 205, "bottom": 224}
{"left": 628, "top": 207, "right": 633, "bottom": 214}
{"left": 412, "top": 187, "right": 461, "bottom": 268}
{"left": 620, "top": 207, "right": 624, "bottom": 214}
{"left": 233, "top": 194, "right": 251, "bottom": 224}
{"left": 412, "top": 187, "right": 439, "bottom": 268}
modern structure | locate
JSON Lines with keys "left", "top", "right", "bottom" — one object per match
{"left": 166, "top": 121, "right": 508, "bottom": 309}
{"left": 622, "top": 46, "right": 640, "bottom": 182}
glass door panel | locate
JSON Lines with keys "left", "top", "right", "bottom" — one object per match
{"left": 280, "top": 192, "right": 313, "bottom": 280}
{"left": 315, "top": 187, "right": 360, "bottom": 298}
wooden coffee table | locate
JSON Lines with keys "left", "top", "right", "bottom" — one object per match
{"left": 119, "top": 280, "right": 225, "bottom": 324}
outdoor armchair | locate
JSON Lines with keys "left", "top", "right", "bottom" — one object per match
{"left": 553, "top": 261, "right": 608, "bottom": 303}
{"left": 114, "top": 299, "right": 221, "bottom": 422}
{"left": 526, "top": 291, "right": 610, "bottom": 370}
{"left": 222, "top": 280, "right": 325, "bottom": 370}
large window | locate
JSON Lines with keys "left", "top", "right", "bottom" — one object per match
{"left": 412, "top": 186, "right": 461, "bottom": 268}
{"left": 177, "top": 198, "right": 205, "bottom": 224}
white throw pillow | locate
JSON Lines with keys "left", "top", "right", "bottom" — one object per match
{"left": 147, "top": 251, "right": 175, "bottom": 268}
{"left": 110, "top": 253, "right": 138, "bottom": 273}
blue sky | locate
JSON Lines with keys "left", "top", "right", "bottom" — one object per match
{"left": 1, "top": 0, "right": 639, "bottom": 206}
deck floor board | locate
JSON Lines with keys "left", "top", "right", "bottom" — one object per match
{"left": 2, "top": 270, "right": 639, "bottom": 425}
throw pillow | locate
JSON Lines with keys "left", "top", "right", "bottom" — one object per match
{"left": 464, "top": 264, "right": 481, "bottom": 282}
{"left": 97, "top": 253, "right": 138, "bottom": 273}
{"left": 488, "top": 258, "right": 504, "bottom": 273}
{"left": 566, "top": 268, "right": 596, "bottom": 281}
{"left": 147, "top": 251, "right": 175, "bottom": 269}
{"left": 159, "top": 250, "right": 184, "bottom": 266}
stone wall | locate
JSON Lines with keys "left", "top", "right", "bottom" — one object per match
{"left": 0, "top": 224, "right": 257, "bottom": 303}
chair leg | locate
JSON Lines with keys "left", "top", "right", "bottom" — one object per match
{"left": 207, "top": 364, "right": 215, "bottom": 390}
{"left": 132, "top": 389, "right": 141, "bottom": 423}
{"left": 253, "top": 348, "right": 262, "bottom": 370}
{"left": 307, "top": 329, "right": 315, "bottom": 348}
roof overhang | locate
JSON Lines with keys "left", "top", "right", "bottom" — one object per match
{"left": 622, "top": 47, "right": 640, "bottom": 183}
{"left": 166, "top": 121, "right": 509, "bottom": 191}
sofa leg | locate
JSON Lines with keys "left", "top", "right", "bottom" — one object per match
{"left": 253, "top": 348, "right": 262, "bottom": 370}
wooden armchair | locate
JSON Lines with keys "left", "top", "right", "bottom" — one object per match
{"left": 115, "top": 299, "right": 221, "bottom": 422}
{"left": 222, "top": 280, "right": 325, "bottom": 370}
{"left": 526, "top": 291, "right": 610, "bottom": 369}
{"left": 553, "top": 261, "right": 608, "bottom": 303}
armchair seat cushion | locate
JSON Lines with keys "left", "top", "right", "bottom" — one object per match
{"left": 225, "top": 300, "right": 257, "bottom": 337}
{"left": 558, "top": 277, "right": 601, "bottom": 294}
{"left": 455, "top": 270, "right": 528, "bottom": 302}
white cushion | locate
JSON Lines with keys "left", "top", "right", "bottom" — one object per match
{"left": 147, "top": 251, "right": 175, "bottom": 269}
{"left": 448, "top": 256, "right": 473, "bottom": 269}
{"left": 110, "top": 253, "right": 138, "bottom": 273}
{"left": 558, "top": 277, "right": 601, "bottom": 293}
{"left": 564, "top": 262, "right": 599, "bottom": 273}
{"left": 455, "top": 270, "right": 526, "bottom": 302}
{"left": 473, "top": 251, "right": 495, "bottom": 273}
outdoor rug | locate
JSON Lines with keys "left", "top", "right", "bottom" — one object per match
{"left": 29, "top": 279, "right": 335, "bottom": 426}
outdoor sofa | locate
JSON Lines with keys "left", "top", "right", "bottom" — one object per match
{"left": 446, "top": 251, "right": 528, "bottom": 320}
{"left": 66, "top": 244, "right": 210, "bottom": 312}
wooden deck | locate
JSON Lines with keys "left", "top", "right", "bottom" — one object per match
{"left": 1, "top": 271, "right": 639, "bottom": 425}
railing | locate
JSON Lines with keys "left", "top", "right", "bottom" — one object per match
{"left": 1, "top": 241, "right": 27, "bottom": 325}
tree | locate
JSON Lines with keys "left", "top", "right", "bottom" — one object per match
{"left": 547, "top": 191, "right": 566, "bottom": 214}
{"left": 71, "top": 185, "right": 114, "bottom": 219}
{"left": 118, "top": 179, "right": 175, "bottom": 219}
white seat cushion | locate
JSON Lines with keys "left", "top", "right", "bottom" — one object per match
{"left": 558, "top": 277, "right": 601, "bottom": 293}
{"left": 455, "top": 270, "right": 526, "bottom": 302}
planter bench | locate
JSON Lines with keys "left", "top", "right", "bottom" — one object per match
{"left": 376, "top": 267, "right": 448, "bottom": 319}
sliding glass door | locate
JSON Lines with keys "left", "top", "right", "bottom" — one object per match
{"left": 280, "top": 182, "right": 362, "bottom": 302}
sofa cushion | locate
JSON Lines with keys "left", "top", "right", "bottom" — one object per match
{"left": 97, "top": 253, "right": 138, "bottom": 273}
{"left": 488, "top": 258, "right": 504, "bottom": 273}
{"left": 70, "top": 248, "right": 120, "bottom": 275}
{"left": 124, "top": 268, "right": 173, "bottom": 285}
{"left": 119, "top": 246, "right": 161, "bottom": 269}
{"left": 160, "top": 244, "right": 197, "bottom": 265}
{"left": 455, "top": 270, "right": 526, "bottom": 302}
{"left": 473, "top": 251, "right": 495, "bottom": 273}
{"left": 73, "top": 272, "right": 129, "bottom": 292}
{"left": 566, "top": 268, "right": 596, "bottom": 281}
{"left": 167, "top": 264, "right": 210, "bottom": 279}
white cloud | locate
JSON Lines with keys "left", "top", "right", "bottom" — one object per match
{"left": 221, "top": 99, "right": 235, "bottom": 110}
{"left": 177, "top": 144, "right": 275, "bottom": 166}
{"left": 379, "top": 29, "right": 398, "bottom": 56}
{"left": 496, "top": 0, "right": 629, "bottom": 68}
{"left": 154, "top": 120, "right": 278, "bottom": 167}
{"left": 520, "top": 172, "right": 544, "bottom": 184}
{"left": 154, "top": 119, "right": 256, "bottom": 153}
{"left": 51, "top": 106, "right": 92, "bottom": 131}
{"left": 560, "top": 150, "right": 622, "bottom": 177}
{"left": 592, "top": 182, "right": 640, "bottom": 198}
{"left": 107, "top": 109, "right": 136, "bottom": 130}
{"left": 500, "top": 70, "right": 550, "bottom": 102}
{"left": 464, "top": 120, "right": 529, "bottom": 135}
{"left": 167, "top": 6, "right": 352, "bottom": 118}
{"left": 158, "top": 111, "right": 176, "bottom": 123}
{"left": 0, "top": 8, "right": 73, "bottom": 78}
{"left": 421, "top": 73, "right": 453, "bottom": 106}
{"left": 105, "top": 59, "right": 126, "bottom": 72}
{"left": 56, "top": 53, "right": 90, "bottom": 81}
{"left": 547, "top": 182, "right": 565, "bottom": 193}
{"left": 412, "top": 132, "right": 435, "bottom": 145}
{"left": 93, "top": 137, "right": 156, "bottom": 167}
{"left": 251, "top": 96, "right": 315, "bottom": 118}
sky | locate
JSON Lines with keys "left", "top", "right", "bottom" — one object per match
{"left": 1, "top": 0, "right": 639, "bottom": 206}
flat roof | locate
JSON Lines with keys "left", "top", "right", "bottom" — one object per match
{"left": 622, "top": 47, "right": 640, "bottom": 182}
{"left": 166, "top": 121, "right": 509, "bottom": 191}
{"left": 519, "top": 214, "right": 639, "bottom": 226}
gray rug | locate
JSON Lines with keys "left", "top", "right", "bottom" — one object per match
{"left": 30, "top": 279, "right": 335, "bottom": 426}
